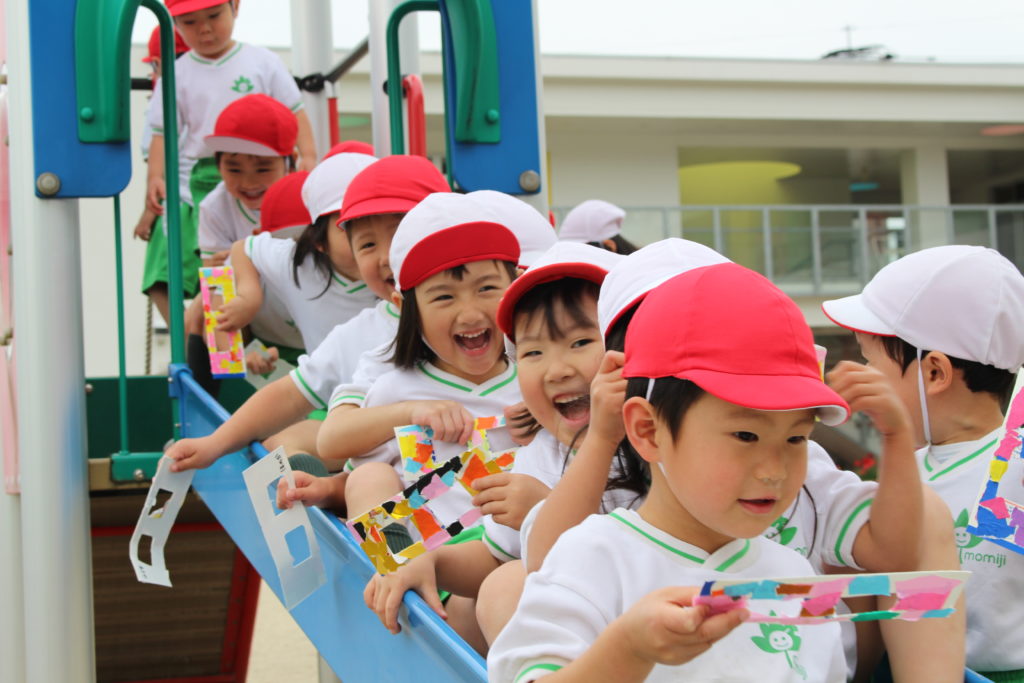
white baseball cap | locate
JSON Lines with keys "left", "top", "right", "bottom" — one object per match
{"left": 390, "top": 192, "right": 521, "bottom": 292}
{"left": 822, "top": 245, "right": 1024, "bottom": 371}
{"left": 598, "top": 238, "right": 731, "bottom": 336}
{"left": 300, "top": 153, "right": 376, "bottom": 222}
{"left": 465, "top": 190, "right": 556, "bottom": 267}
{"left": 497, "top": 242, "right": 624, "bottom": 339}
{"left": 558, "top": 199, "right": 625, "bottom": 243}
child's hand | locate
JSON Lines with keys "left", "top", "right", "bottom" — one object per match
{"left": 133, "top": 209, "right": 157, "bottom": 241}
{"left": 146, "top": 175, "right": 166, "bottom": 215}
{"left": 166, "top": 437, "right": 223, "bottom": 472}
{"left": 275, "top": 470, "right": 335, "bottom": 510}
{"left": 827, "top": 361, "right": 912, "bottom": 439}
{"left": 613, "top": 586, "right": 748, "bottom": 667}
{"left": 246, "top": 347, "right": 279, "bottom": 376}
{"left": 363, "top": 554, "right": 446, "bottom": 634}
{"left": 589, "top": 351, "right": 627, "bottom": 445}
{"left": 408, "top": 400, "right": 475, "bottom": 444}
{"left": 471, "top": 473, "right": 550, "bottom": 529}
{"left": 216, "top": 295, "right": 257, "bottom": 333}
{"left": 206, "top": 250, "right": 230, "bottom": 267}
{"left": 297, "top": 154, "right": 318, "bottom": 173}
{"left": 503, "top": 401, "right": 539, "bottom": 446}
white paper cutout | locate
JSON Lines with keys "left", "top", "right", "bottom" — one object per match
{"left": 243, "top": 339, "right": 295, "bottom": 391}
{"left": 129, "top": 456, "right": 196, "bottom": 586}
{"left": 243, "top": 447, "right": 326, "bottom": 609}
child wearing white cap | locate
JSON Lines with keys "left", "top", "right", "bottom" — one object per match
{"left": 557, "top": 199, "right": 638, "bottom": 254}
{"left": 314, "top": 191, "right": 557, "bottom": 463}
{"left": 823, "top": 244, "right": 1024, "bottom": 681}
{"left": 490, "top": 264, "right": 850, "bottom": 682}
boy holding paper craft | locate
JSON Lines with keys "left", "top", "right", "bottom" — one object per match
{"left": 167, "top": 156, "right": 447, "bottom": 470}
{"left": 527, "top": 238, "right": 962, "bottom": 680}
{"left": 823, "top": 244, "right": 1024, "bottom": 681}
{"left": 141, "top": 0, "right": 315, "bottom": 321}
{"left": 338, "top": 243, "right": 622, "bottom": 650}
{"left": 489, "top": 264, "right": 850, "bottom": 682}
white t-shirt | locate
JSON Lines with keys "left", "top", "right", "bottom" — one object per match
{"left": 288, "top": 300, "right": 401, "bottom": 410}
{"left": 146, "top": 43, "right": 303, "bottom": 204}
{"left": 347, "top": 361, "right": 522, "bottom": 525}
{"left": 917, "top": 428, "right": 1024, "bottom": 673}
{"left": 489, "top": 508, "right": 846, "bottom": 683}
{"left": 328, "top": 341, "right": 394, "bottom": 410}
{"left": 244, "top": 233, "right": 378, "bottom": 351}
{"left": 198, "top": 182, "right": 260, "bottom": 257}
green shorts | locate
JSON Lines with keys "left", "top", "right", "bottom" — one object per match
{"left": 438, "top": 525, "right": 486, "bottom": 603}
{"left": 140, "top": 158, "right": 221, "bottom": 297}
{"left": 307, "top": 409, "right": 328, "bottom": 422}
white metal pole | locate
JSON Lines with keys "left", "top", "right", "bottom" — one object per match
{"left": 290, "top": 0, "right": 333, "bottom": 158}
{"left": 0, "top": 480, "right": 25, "bottom": 683}
{"left": 8, "top": 0, "right": 96, "bottom": 679}
{"left": 368, "top": 0, "right": 420, "bottom": 155}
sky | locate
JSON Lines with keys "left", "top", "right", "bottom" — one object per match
{"left": 131, "top": 0, "right": 1024, "bottom": 63}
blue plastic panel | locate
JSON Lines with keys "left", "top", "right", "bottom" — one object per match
{"left": 439, "top": 0, "right": 542, "bottom": 195}
{"left": 28, "top": 0, "right": 132, "bottom": 198}
{"left": 170, "top": 365, "right": 487, "bottom": 682}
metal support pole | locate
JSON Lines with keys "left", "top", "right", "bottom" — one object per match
{"left": 290, "top": 0, "right": 334, "bottom": 158}
{"left": 761, "top": 207, "right": 773, "bottom": 279}
{"left": 369, "top": 0, "right": 421, "bottom": 156}
{"left": 0, "top": 483, "right": 25, "bottom": 683}
{"left": 712, "top": 207, "right": 724, "bottom": 255}
{"left": 810, "top": 208, "right": 822, "bottom": 294}
{"left": 988, "top": 207, "right": 998, "bottom": 250}
{"left": 858, "top": 208, "right": 871, "bottom": 285}
{"left": 9, "top": 2, "right": 95, "bottom": 680}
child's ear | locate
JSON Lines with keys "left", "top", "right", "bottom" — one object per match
{"left": 623, "top": 396, "right": 661, "bottom": 463}
{"left": 390, "top": 290, "right": 403, "bottom": 311}
{"left": 923, "top": 351, "right": 955, "bottom": 395}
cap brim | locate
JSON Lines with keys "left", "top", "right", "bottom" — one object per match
{"left": 683, "top": 369, "right": 850, "bottom": 426}
{"left": 338, "top": 196, "right": 418, "bottom": 226}
{"left": 204, "top": 136, "right": 282, "bottom": 157}
{"left": 821, "top": 295, "right": 895, "bottom": 337}
{"left": 498, "top": 262, "right": 609, "bottom": 338}
{"left": 168, "top": 0, "right": 225, "bottom": 16}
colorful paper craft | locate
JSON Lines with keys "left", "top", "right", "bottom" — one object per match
{"left": 198, "top": 266, "right": 246, "bottom": 378}
{"left": 968, "top": 373, "right": 1024, "bottom": 555}
{"left": 349, "top": 417, "right": 517, "bottom": 574}
{"left": 692, "top": 570, "right": 969, "bottom": 625}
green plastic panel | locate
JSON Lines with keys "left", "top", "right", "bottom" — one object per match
{"left": 74, "top": 0, "right": 142, "bottom": 142}
{"left": 444, "top": 0, "right": 501, "bottom": 143}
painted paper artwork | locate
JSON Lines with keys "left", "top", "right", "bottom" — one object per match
{"left": 968, "top": 373, "right": 1024, "bottom": 555}
{"left": 692, "top": 570, "right": 968, "bottom": 625}
{"left": 348, "top": 417, "right": 516, "bottom": 574}
{"left": 198, "top": 266, "right": 246, "bottom": 378}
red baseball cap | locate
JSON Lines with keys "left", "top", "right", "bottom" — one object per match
{"left": 497, "top": 242, "right": 623, "bottom": 339}
{"left": 325, "top": 140, "right": 375, "bottom": 158}
{"left": 623, "top": 263, "right": 849, "bottom": 425}
{"left": 205, "top": 94, "right": 297, "bottom": 157}
{"left": 142, "top": 26, "right": 189, "bottom": 62}
{"left": 337, "top": 155, "right": 450, "bottom": 226}
{"left": 164, "top": 0, "right": 232, "bottom": 17}
{"left": 259, "top": 172, "right": 310, "bottom": 235}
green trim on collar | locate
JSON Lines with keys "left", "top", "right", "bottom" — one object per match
{"left": 926, "top": 438, "right": 998, "bottom": 482}
{"left": 417, "top": 364, "right": 473, "bottom": 393}
{"left": 188, "top": 42, "right": 242, "bottom": 65}
{"left": 234, "top": 198, "right": 259, "bottom": 225}
{"left": 715, "top": 539, "right": 751, "bottom": 571}
{"left": 609, "top": 512, "right": 705, "bottom": 565}
{"left": 480, "top": 365, "right": 518, "bottom": 397}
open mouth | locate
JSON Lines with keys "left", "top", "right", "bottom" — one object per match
{"left": 240, "top": 189, "right": 265, "bottom": 201}
{"left": 454, "top": 329, "right": 491, "bottom": 354}
{"left": 738, "top": 498, "right": 777, "bottom": 515}
{"left": 554, "top": 393, "right": 590, "bottom": 423}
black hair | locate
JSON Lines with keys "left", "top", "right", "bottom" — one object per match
{"left": 214, "top": 151, "right": 295, "bottom": 173}
{"left": 588, "top": 234, "right": 639, "bottom": 255}
{"left": 388, "top": 260, "right": 519, "bottom": 370}
{"left": 513, "top": 277, "right": 601, "bottom": 341}
{"left": 292, "top": 213, "right": 335, "bottom": 299}
{"left": 877, "top": 335, "right": 1015, "bottom": 404}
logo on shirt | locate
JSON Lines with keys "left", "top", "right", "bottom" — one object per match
{"left": 751, "top": 620, "right": 806, "bottom": 680}
{"left": 230, "top": 76, "right": 255, "bottom": 93}
{"left": 953, "top": 509, "right": 983, "bottom": 549}
{"left": 767, "top": 516, "right": 798, "bottom": 546}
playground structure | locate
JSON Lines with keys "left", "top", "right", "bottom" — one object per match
{"left": 0, "top": 1, "right": 545, "bottom": 681}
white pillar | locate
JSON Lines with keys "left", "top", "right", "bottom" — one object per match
{"left": 900, "top": 146, "right": 951, "bottom": 249}
{"left": 0, "top": 487, "right": 25, "bottom": 683}
{"left": 7, "top": 0, "right": 96, "bottom": 679}
{"left": 290, "top": 0, "right": 334, "bottom": 158}
{"left": 368, "top": 0, "right": 420, "bottom": 156}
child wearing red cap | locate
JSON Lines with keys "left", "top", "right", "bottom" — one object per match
{"left": 140, "top": 0, "right": 315, "bottom": 322}
{"left": 166, "top": 156, "right": 447, "bottom": 471}
{"left": 490, "top": 264, "right": 854, "bottom": 682}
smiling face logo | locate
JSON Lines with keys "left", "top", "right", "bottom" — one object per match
{"left": 751, "top": 620, "right": 806, "bottom": 679}
{"left": 954, "top": 509, "right": 983, "bottom": 549}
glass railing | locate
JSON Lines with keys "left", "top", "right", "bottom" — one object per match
{"left": 553, "top": 204, "right": 1024, "bottom": 296}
